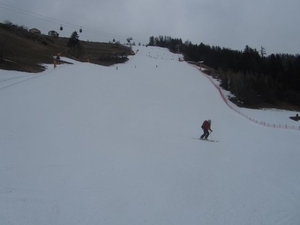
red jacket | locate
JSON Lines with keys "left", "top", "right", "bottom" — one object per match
{"left": 202, "top": 120, "right": 212, "bottom": 131}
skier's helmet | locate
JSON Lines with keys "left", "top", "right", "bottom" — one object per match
{"left": 208, "top": 120, "right": 211, "bottom": 124}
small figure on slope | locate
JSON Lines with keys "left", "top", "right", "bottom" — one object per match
{"left": 200, "top": 119, "right": 212, "bottom": 140}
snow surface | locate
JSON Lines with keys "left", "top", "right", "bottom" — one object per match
{"left": 0, "top": 46, "right": 300, "bottom": 225}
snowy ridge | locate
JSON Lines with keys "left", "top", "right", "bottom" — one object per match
{"left": 0, "top": 46, "right": 300, "bottom": 225}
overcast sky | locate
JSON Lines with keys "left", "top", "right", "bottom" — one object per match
{"left": 1, "top": 0, "right": 300, "bottom": 55}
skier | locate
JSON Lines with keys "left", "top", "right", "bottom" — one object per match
{"left": 200, "top": 119, "right": 212, "bottom": 140}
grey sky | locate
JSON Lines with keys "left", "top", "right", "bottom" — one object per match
{"left": 1, "top": 0, "right": 299, "bottom": 55}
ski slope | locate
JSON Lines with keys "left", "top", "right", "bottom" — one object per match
{"left": 0, "top": 46, "right": 300, "bottom": 225}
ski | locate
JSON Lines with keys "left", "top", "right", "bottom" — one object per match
{"left": 201, "top": 139, "right": 218, "bottom": 142}
{"left": 194, "top": 138, "right": 218, "bottom": 142}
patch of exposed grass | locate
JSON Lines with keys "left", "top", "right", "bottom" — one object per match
{"left": 0, "top": 22, "right": 134, "bottom": 73}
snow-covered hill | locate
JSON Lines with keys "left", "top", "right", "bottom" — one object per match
{"left": 1, "top": 46, "right": 299, "bottom": 225}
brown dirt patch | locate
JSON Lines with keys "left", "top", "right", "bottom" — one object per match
{"left": 0, "top": 22, "right": 133, "bottom": 73}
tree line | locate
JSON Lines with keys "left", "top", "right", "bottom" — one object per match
{"left": 148, "top": 35, "right": 300, "bottom": 107}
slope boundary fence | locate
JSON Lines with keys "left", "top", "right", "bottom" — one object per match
{"left": 192, "top": 65, "right": 300, "bottom": 131}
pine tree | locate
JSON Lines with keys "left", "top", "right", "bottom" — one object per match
{"left": 67, "top": 31, "right": 80, "bottom": 48}
{"left": 260, "top": 46, "right": 266, "bottom": 58}
{"left": 67, "top": 31, "right": 83, "bottom": 58}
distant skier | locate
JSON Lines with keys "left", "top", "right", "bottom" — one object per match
{"left": 200, "top": 119, "right": 212, "bottom": 139}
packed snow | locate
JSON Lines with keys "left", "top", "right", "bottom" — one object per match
{"left": 0, "top": 46, "right": 300, "bottom": 225}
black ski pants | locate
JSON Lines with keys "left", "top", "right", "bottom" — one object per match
{"left": 201, "top": 128, "right": 210, "bottom": 139}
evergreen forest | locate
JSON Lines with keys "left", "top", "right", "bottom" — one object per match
{"left": 148, "top": 36, "right": 300, "bottom": 108}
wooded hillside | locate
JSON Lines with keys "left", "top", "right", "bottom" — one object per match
{"left": 149, "top": 35, "right": 300, "bottom": 109}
